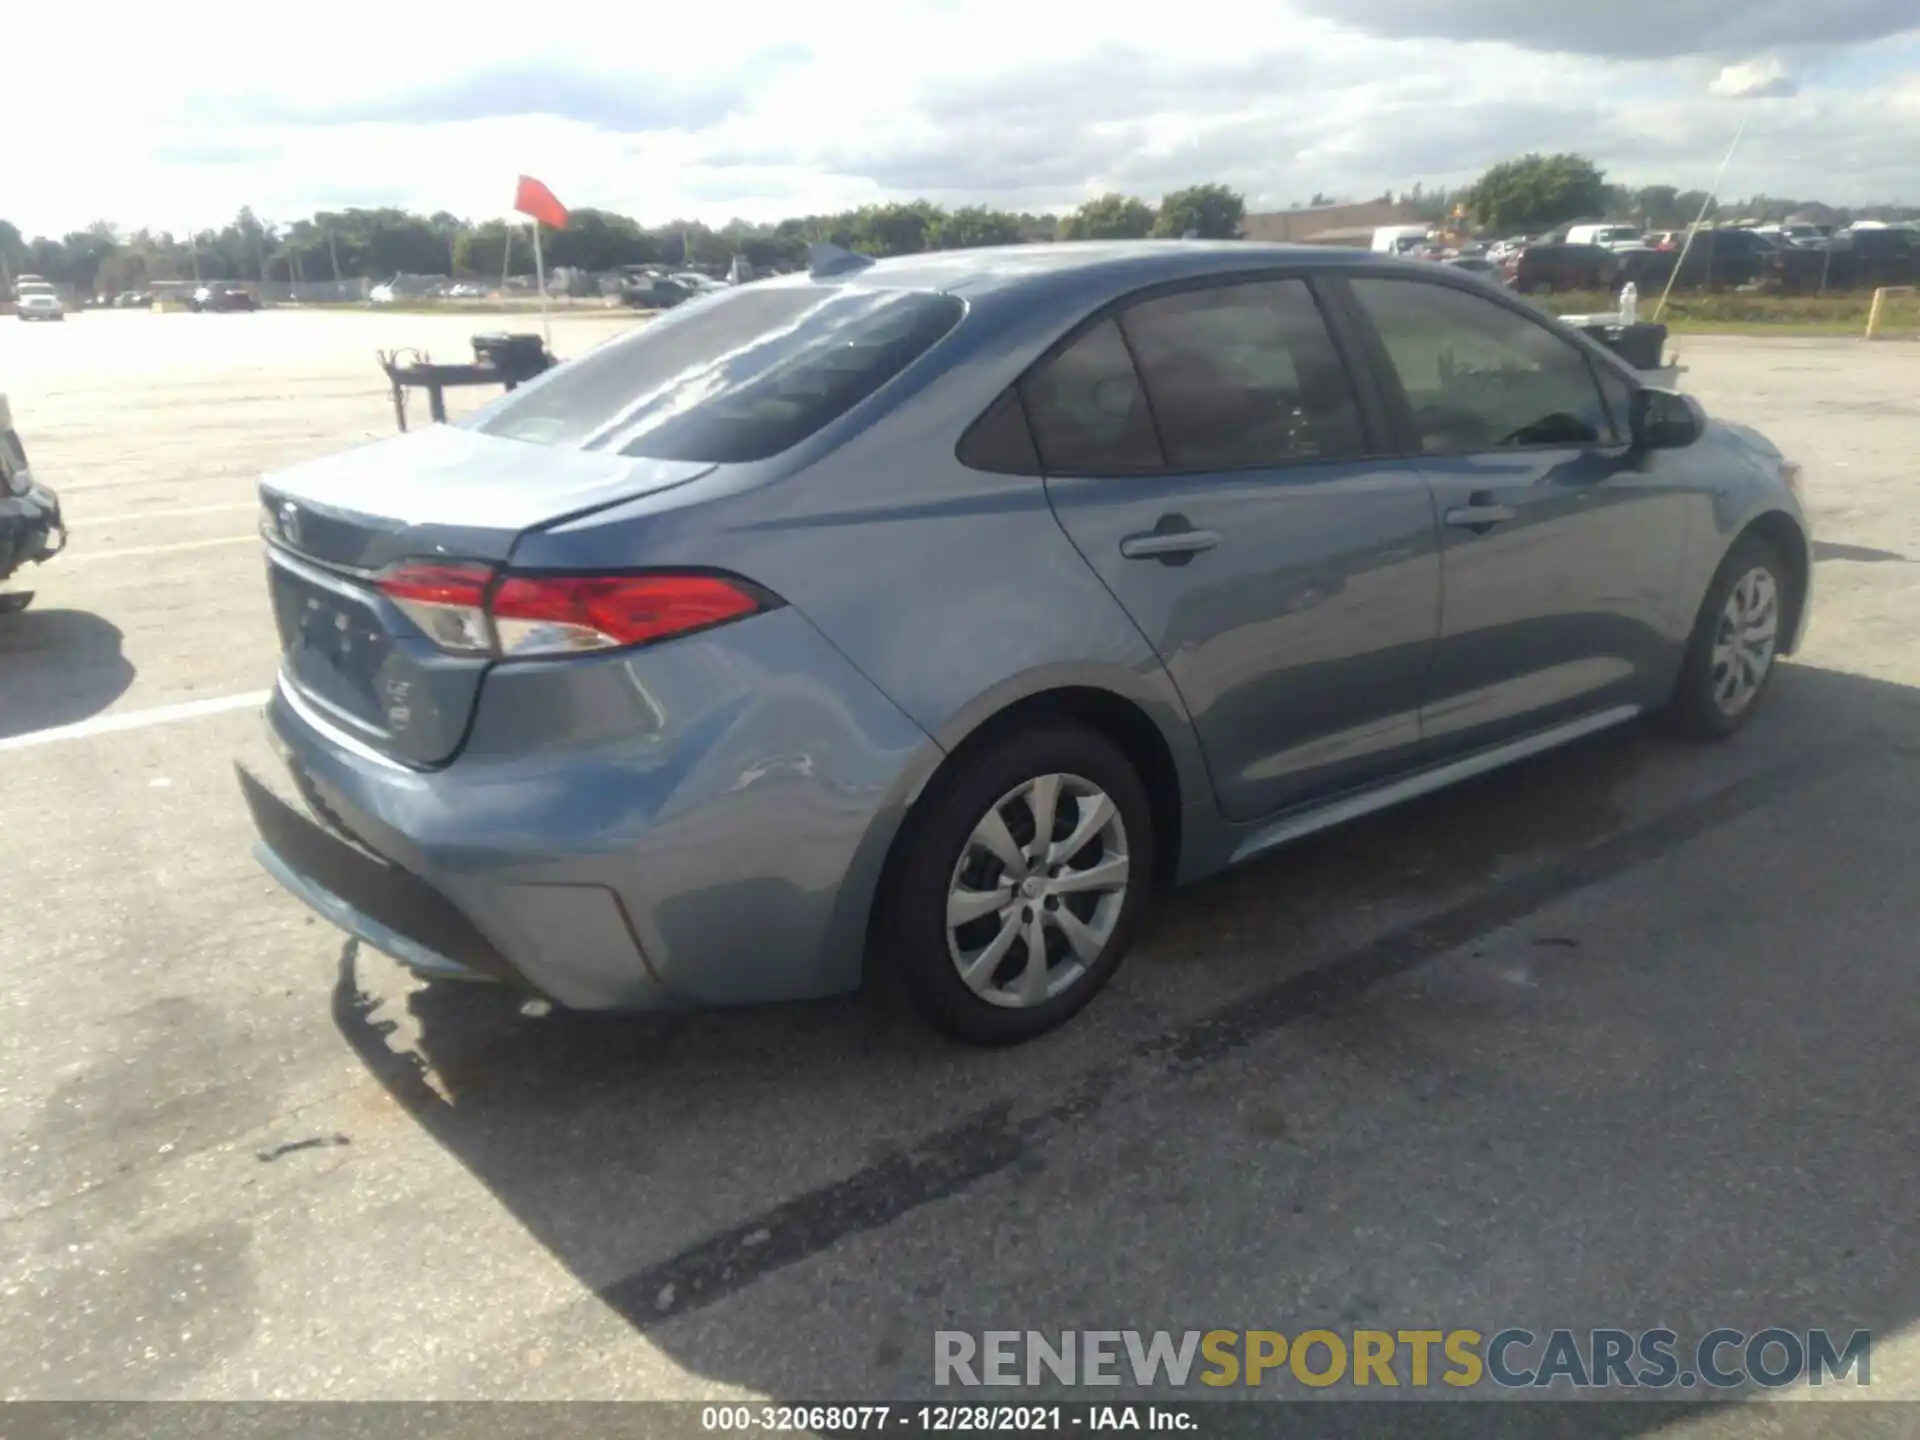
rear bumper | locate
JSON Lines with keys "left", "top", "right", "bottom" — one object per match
{"left": 1, "top": 480, "right": 65, "bottom": 581}
{"left": 241, "top": 605, "right": 937, "bottom": 1011}
{"left": 239, "top": 762, "right": 527, "bottom": 987}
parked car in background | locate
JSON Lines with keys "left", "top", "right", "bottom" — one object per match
{"left": 239, "top": 240, "right": 1812, "bottom": 1045}
{"left": 620, "top": 272, "right": 703, "bottom": 309}
{"left": 669, "top": 271, "right": 729, "bottom": 294}
{"left": 1442, "top": 256, "right": 1502, "bottom": 279}
{"left": 190, "top": 285, "right": 260, "bottom": 313}
{"left": 1756, "top": 223, "right": 1832, "bottom": 249}
{"left": 1669, "top": 229, "right": 1832, "bottom": 292}
{"left": 13, "top": 281, "right": 65, "bottom": 322}
{"left": 0, "top": 393, "right": 66, "bottom": 611}
{"left": 1371, "top": 225, "right": 1433, "bottom": 255}
{"left": 1565, "top": 224, "right": 1646, "bottom": 252}
{"left": 1824, "top": 227, "right": 1920, "bottom": 290}
{"left": 1502, "top": 242, "right": 1619, "bottom": 293}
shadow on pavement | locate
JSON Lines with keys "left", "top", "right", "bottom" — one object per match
{"left": 1813, "top": 541, "right": 1907, "bottom": 564}
{"left": 333, "top": 661, "right": 1920, "bottom": 1420}
{"left": 0, "top": 608, "right": 136, "bottom": 738}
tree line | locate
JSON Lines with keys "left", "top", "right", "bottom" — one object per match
{"left": 4, "top": 157, "right": 1915, "bottom": 295}
{"left": 1441, "top": 153, "right": 1919, "bottom": 235}
{"left": 0, "top": 185, "right": 1248, "bottom": 294}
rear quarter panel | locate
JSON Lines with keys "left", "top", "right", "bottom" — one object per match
{"left": 511, "top": 281, "right": 1219, "bottom": 876}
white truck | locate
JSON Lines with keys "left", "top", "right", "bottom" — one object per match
{"left": 1565, "top": 224, "right": 1646, "bottom": 252}
{"left": 12, "top": 276, "right": 65, "bottom": 322}
{"left": 1370, "top": 225, "right": 1432, "bottom": 256}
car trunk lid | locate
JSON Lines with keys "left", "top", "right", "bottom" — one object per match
{"left": 260, "top": 424, "right": 713, "bottom": 766}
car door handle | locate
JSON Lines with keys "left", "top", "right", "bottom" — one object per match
{"left": 1120, "top": 528, "right": 1221, "bottom": 561}
{"left": 1443, "top": 503, "right": 1516, "bottom": 530}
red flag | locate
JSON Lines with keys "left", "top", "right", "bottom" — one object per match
{"left": 513, "top": 175, "right": 569, "bottom": 231}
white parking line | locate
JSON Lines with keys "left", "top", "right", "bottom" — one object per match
{"left": 0, "top": 690, "right": 272, "bottom": 752}
{"left": 86, "top": 502, "right": 257, "bottom": 524}
{"left": 62, "top": 535, "right": 257, "bottom": 564}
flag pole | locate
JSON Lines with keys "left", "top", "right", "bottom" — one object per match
{"left": 531, "top": 219, "right": 550, "bottom": 350}
{"left": 1652, "top": 113, "right": 1748, "bottom": 325}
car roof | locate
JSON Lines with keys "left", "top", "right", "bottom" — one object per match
{"left": 764, "top": 240, "right": 1381, "bottom": 301}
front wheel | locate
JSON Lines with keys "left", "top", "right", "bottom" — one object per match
{"left": 1660, "top": 534, "right": 1790, "bottom": 740}
{"left": 880, "top": 722, "right": 1155, "bottom": 1045}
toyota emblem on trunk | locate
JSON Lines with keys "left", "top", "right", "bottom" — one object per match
{"left": 278, "top": 501, "right": 302, "bottom": 547}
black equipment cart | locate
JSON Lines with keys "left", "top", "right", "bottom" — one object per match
{"left": 376, "top": 332, "right": 556, "bottom": 431}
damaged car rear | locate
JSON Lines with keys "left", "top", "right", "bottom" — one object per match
{"left": 0, "top": 395, "right": 67, "bottom": 613}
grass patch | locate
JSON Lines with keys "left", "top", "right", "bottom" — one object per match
{"left": 1538, "top": 289, "right": 1920, "bottom": 337}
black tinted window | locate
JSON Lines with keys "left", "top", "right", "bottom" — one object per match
{"left": 1020, "top": 319, "right": 1165, "bottom": 475}
{"left": 471, "top": 287, "right": 963, "bottom": 462}
{"left": 957, "top": 389, "right": 1042, "bottom": 474}
{"left": 1350, "top": 278, "right": 1618, "bottom": 452}
{"left": 1119, "top": 279, "right": 1366, "bottom": 468}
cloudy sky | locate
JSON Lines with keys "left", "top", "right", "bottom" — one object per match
{"left": 9, "top": 0, "right": 1920, "bottom": 237}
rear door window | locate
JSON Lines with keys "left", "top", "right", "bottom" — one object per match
{"left": 1019, "top": 319, "right": 1165, "bottom": 474}
{"left": 1349, "top": 277, "right": 1619, "bottom": 452}
{"left": 956, "top": 389, "right": 1043, "bottom": 474}
{"left": 471, "top": 287, "right": 964, "bottom": 462}
{"left": 1118, "top": 278, "right": 1366, "bottom": 469}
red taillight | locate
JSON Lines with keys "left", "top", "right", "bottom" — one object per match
{"left": 377, "top": 563, "right": 766, "bottom": 658}
{"left": 376, "top": 561, "right": 496, "bottom": 653}
{"left": 490, "top": 573, "right": 764, "bottom": 657}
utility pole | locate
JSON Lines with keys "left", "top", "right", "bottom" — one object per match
{"left": 327, "top": 229, "right": 342, "bottom": 282}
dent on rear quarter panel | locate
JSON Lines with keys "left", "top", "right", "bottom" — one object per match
{"left": 697, "top": 309, "right": 1216, "bottom": 854}
{"left": 443, "top": 606, "right": 938, "bottom": 1004}
{"left": 504, "top": 279, "right": 1218, "bottom": 885}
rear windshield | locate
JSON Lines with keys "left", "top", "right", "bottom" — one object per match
{"left": 470, "top": 286, "right": 964, "bottom": 462}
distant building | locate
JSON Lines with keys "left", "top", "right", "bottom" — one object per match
{"left": 1241, "top": 200, "right": 1425, "bottom": 244}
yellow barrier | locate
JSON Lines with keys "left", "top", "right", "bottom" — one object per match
{"left": 1864, "top": 285, "right": 1916, "bottom": 339}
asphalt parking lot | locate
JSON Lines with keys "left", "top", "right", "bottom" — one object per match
{"left": 3, "top": 310, "right": 1918, "bottom": 1425}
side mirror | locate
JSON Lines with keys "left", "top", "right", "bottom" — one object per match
{"left": 1630, "top": 388, "right": 1705, "bottom": 451}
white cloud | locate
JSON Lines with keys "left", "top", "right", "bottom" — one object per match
{"left": 1709, "top": 57, "right": 1801, "bottom": 98}
{"left": 5, "top": 0, "right": 1918, "bottom": 237}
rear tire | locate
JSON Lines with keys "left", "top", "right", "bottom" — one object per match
{"left": 1660, "top": 534, "right": 1790, "bottom": 741}
{"left": 879, "top": 722, "right": 1155, "bottom": 1045}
